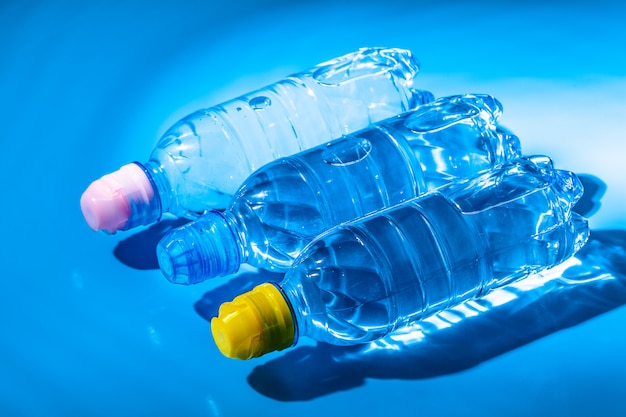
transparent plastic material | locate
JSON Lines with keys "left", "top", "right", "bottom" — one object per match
{"left": 210, "top": 157, "right": 590, "bottom": 359}
{"left": 80, "top": 47, "right": 433, "bottom": 233}
{"left": 157, "top": 94, "right": 522, "bottom": 285}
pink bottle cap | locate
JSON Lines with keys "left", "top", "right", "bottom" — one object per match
{"left": 80, "top": 163, "right": 156, "bottom": 233}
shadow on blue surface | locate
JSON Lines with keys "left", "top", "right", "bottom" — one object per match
{"left": 574, "top": 174, "right": 607, "bottom": 219}
{"left": 194, "top": 269, "right": 285, "bottom": 321}
{"left": 247, "top": 227, "right": 626, "bottom": 401}
{"left": 110, "top": 174, "right": 626, "bottom": 403}
{"left": 239, "top": 175, "right": 626, "bottom": 401}
{"left": 113, "top": 218, "right": 191, "bottom": 270}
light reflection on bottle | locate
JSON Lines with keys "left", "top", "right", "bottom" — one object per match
{"left": 359, "top": 229, "right": 625, "bottom": 356}
{"left": 247, "top": 228, "right": 626, "bottom": 401}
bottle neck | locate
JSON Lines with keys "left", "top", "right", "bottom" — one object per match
{"left": 156, "top": 210, "right": 245, "bottom": 285}
{"left": 216, "top": 210, "right": 248, "bottom": 274}
{"left": 107, "top": 162, "right": 163, "bottom": 231}
{"left": 278, "top": 275, "right": 309, "bottom": 345}
{"left": 140, "top": 161, "right": 171, "bottom": 214}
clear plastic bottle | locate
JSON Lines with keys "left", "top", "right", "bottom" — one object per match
{"left": 210, "top": 156, "right": 590, "bottom": 360}
{"left": 157, "top": 94, "right": 522, "bottom": 285}
{"left": 80, "top": 47, "right": 432, "bottom": 233}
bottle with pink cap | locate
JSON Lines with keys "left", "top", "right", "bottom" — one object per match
{"left": 80, "top": 47, "right": 433, "bottom": 233}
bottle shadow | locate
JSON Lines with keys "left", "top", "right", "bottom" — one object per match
{"left": 113, "top": 218, "right": 191, "bottom": 270}
{"left": 193, "top": 268, "right": 285, "bottom": 322}
{"left": 247, "top": 228, "right": 626, "bottom": 401}
{"left": 573, "top": 173, "right": 607, "bottom": 218}
{"left": 113, "top": 173, "right": 619, "bottom": 402}
{"left": 243, "top": 174, "right": 626, "bottom": 401}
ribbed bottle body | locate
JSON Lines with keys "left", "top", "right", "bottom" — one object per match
{"left": 280, "top": 158, "right": 589, "bottom": 345}
{"left": 229, "top": 94, "right": 520, "bottom": 271}
{"left": 146, "top": 47, "right": 430, "bottom": 215}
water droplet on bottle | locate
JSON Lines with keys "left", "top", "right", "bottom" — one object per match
{"left": 249, "top": 96, "right": 271, "bottom": 110}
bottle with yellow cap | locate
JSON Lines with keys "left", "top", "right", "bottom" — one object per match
{"left": 210, "top": 157, "right": 589, "bottom": 359}
{"left": 157, "top": 94, "right": 522, "bottom": 285}
{"left": 79, "top": 47, "right": 431, "bottom": 234}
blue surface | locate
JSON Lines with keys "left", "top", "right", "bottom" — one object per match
{"left": 1, "top": 1, "right": 625, "bottom": 416}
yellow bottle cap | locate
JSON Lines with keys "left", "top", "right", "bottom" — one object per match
{"left": 211, "top": 283, "right": 295, "bottom": 360}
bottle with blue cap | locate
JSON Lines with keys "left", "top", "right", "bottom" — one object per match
{"left": 157, "top": 93, "right": 522, "bottom": 285}
{"left": 79, "top": 47, "right": 432, "bottom": 233}
{"left": 210, "top": 156, "right": 590, "bottom": 359}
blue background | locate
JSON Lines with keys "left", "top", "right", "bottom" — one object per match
{"left": 1, "top": 1, "right": 625, "bottom": 416}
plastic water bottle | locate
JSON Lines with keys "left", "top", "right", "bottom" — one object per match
{"left": 209, "top": 156, "right": 589, "bottom": 360}
{"left": 157, "top": 94, "right": 522, "bottom": 285}
{"left": 80, "top": 47, "right": 432, "bottom": 234}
